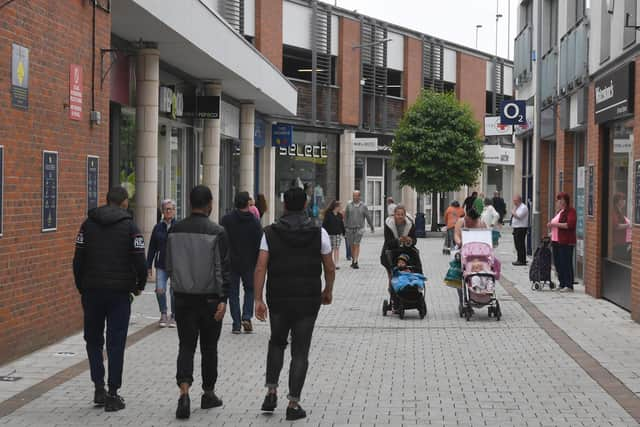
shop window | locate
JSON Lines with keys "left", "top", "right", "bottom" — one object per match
{"left": 118, "top": 106, "right": 136, "bottom": 210}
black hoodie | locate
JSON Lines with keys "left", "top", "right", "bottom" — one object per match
{"left": 220, "top": 209, "right": 263, "bottom": 273}
{"left": 73, "top": 205, "right": 147, "bottom": 293}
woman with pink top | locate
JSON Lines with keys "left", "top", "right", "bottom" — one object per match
{"left": 547, "top": 192, "right": 577, "bottom": 292}
{"left": 248, "top": 196, "right": 261, "bottom": 220}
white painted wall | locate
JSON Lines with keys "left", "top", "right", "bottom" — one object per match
{"left": 570, "top": 91, "right": 579, "bottom": 129}
{"left": 589, "top": 0, "right": 602, "bottom": 73}
{"left": 387, "top": 31, "right": 404, "bottom": 71}
{"left": 283, "top": 0, "right": 312, "bottom": 50}
{"left": 244, "top": 0, "right": 255, "bottom": 37}
{"left": 486, "top": 61, "right": 494, "bottom": 91}
{"left": 443, "top": 48, "right": 457, "bottom": 83}
{"left": 503, "top": 66, "right": 513, "bottom": 95}
{"left": 331, "top": 14, "right": 339, "bottom": 56}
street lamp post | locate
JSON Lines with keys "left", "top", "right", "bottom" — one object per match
{"left": 475, "top": 24, "right": 482, "bottom": 49}
{"left": 492, "top": 8, "right": 503, "bottom": 115}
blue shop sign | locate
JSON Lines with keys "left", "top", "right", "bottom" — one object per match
{"left": 255, "top": 117, "right": 266, "bottom": 148}
{"left": 272, "top": 124, "right": 293, "bottom": 147}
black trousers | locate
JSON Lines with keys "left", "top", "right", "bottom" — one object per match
{"left": 513, "top": 227, "right": 528, "bottom": 263}
{"left": 174, "top": 293, "right": 223, "bottom": 391}
{"left": 81, "top": 289, "right": 131, "bottom": 390}
{"left": 552, "top": 243, "right": 574, "bottom": 289}
{"left": 265, "top": 311, "right": 318, "bottom": 402}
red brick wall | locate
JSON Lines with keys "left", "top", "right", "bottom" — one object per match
{"left": 555, "top": 105, "right": 575, "bottom": 202}
{"left": 632, "top": 57, "right": 640, "bottom": 322}
{"left": 337, "top": 16, "right": 360, "bottom": 126}
{"left": 456, "top": 52, "right": 486, "bottom": 136}
{"left": 255, "top": 0, "right": 283, "bottom": 70}
{"left": 585, "top": 82, "right": 604, "bottom": 299}
{"left": 0, "top": 0, "right": 110, "bottom": 363}
{"left": 403, "top": 36, "right": 422, "bottom": 111}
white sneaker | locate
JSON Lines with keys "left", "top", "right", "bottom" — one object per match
{"left": 168, "top": 317, "right": 177, "bottom": 328}
{"left": 159, "top": 313, "right": 168, "bottom": 327}
{"left": 559, "top": 287, "right": 574, "bottom": 293}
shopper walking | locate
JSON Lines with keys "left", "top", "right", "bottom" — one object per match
{"left": 511, "top": 195, "right": 529, "bottom": 266}
{"left": 166, "top": 185, "right": 231, "bottom": 420}
{"left": 147, "top": 199, "right": 177, "bottom": 328}
{"left": 463, "top": 191, "right": 477, "bottom": 213}
{"left": 344, "top": 190, "right": 374, "bottom": 269}
{"left": 444, "top": 201, "right": 465, "bottom": 250}
{"left": 256, "top": 193, "right": 268, "bottom": 219}
{"left": 547, "top": 192, "right": 577, "bottom": 292}
{"left": 73, "top": 187, "right": 147, "bottom": 412}
{"left": 254, "top": 187, "right": 335, "bottom": 421}
{"left": 481, "top": 198, "right": 500, "bottom": 228}
{"left": 380, "top": 205, "right": 417, "bottom": 288}
{"left": 322, "top": 200, "right": 346, "bottom": 269}
{"left": 221, "top": 191, "right": 263, "bottom": 334}
{"left": 492, "top": 191, "right": 507, "bottom": 224}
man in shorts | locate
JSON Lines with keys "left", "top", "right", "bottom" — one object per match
{"left": 344, "top": 190, "right": 374, "bottom": 269}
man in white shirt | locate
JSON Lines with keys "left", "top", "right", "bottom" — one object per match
{"left": 511, "top": 195, "right": 529, "bottom": 265}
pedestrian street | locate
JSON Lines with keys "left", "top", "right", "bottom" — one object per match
{"left": 1, "top": 233, "right": 639, "bottom": 427}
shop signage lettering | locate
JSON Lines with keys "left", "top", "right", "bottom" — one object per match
{"left": 484, "top": 116, "right": 512, "bottom": 136}
{"left": 272, "top": 124, "right": 293, "bottom": 147}
{"left": 42, "top": 151, "right": 58, "bottom": 232}
{"left": 0, "top": 146, "right": 3, "bottom": 237}
{"left": 197, "top": 95, "right": 220, "bottom": 119}
{"left": 594, "top": 62, "right": 634, "bottom": 123}
{"left": 353, "top": 137, "right": 379, "bottom": 151}
{"left": 482, "top": 145, "right": 515, "bottom": 166}
{"left": 279, "top": 141, "right": 328, "bottom": 159}
{"left": 11, "top": 44, "right": 29, "bottom": 110}
{"left": 69, "top": 64, "right": 83, "bottom": 120}
{"left": 576, "top": 166, "right": 585, "bottom": 241}
{"left": 87, "top": 156, "right": 99, "bottom": 212}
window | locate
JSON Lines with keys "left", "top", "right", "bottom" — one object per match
{"left": 542, "top": 0, "right": 559, "bottom": 54}
{"left": 519, "top": 0, "right": 533, "bottom": 32}
{"left": 624, "top": 0, "right": 637, "bottom": 48}
{"left": 386, "top": 69, "right": 402, "bottom": 97}
{"left": 601, "top": 0, "right": 611, "bottom": 62}
{"left": 282, "top": 45, "right": 336, "bottom": 84}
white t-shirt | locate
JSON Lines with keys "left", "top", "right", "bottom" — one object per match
{"left": 260, "top": 227, "right": 332, "bottom": 255}
{"left": 512, "top": 203, "right": 529, "bottom": 228}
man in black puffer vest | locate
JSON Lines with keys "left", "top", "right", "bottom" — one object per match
{"left": 254, "top": 187, "right": 335, "bottom": 421}
{"left": 73, "top": 187, "right": 147, "bottom": 412}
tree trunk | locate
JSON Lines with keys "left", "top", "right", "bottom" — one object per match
{"left": 431, "top": 192, "right": 439, "bottom": 231}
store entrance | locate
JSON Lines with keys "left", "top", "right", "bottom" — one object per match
{"left": 602, "top": 119, "right": 633, "bottom": 310}
{"left": 158, "top": 122, "right": 188, "bottom": 221}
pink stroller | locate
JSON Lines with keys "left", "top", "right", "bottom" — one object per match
{"left": 459, "top": 230, "right": 502, "bottom": 321}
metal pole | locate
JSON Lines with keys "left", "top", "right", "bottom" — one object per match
{"left": 532, "top": 0, "right": 543, "bottom": 253}
{"left": 493, "top": 1, "right": 500, "bottom": 115}
{"left": 507, "top": 0, "right": 511, "bottom": 59}
{"left": 476, "top": 26, "right": 479, "bottom": 49}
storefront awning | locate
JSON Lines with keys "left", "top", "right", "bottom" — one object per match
{"left": 111, "top": 0, "right": 297, "bottom": 117}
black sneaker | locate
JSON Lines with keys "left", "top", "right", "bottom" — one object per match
{"left": 261, "top": 393, "right": 277, "bottom": 412}
{"left": 93, "top": 387, "right": 106, "bottom": 406}
{"left": 241, "top": 319, "right": 253, "bottom": 333}
{"left": 104, "top": 393, "right": 125, "bottom": 412}
{"left": 201, "top": 391, "right": 222, "bottom": 409}
{"left": 286, "top": 404, "right": 307, "bottom": 420}
{"left": 176, "top": 394, "right": 190, "bottom": 419}
{"left": 352, "top": 262, "right": 359, "bottom": 269}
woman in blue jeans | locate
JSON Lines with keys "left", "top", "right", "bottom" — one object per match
{"left": 147, "top": 199, "right": 176, "bottom": 327}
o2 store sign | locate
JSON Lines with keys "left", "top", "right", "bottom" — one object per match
{"left": 278, "top": 141, "right": 328, "bottom": 159}
{"left": 594, "top": 62, "right": 634, "bottom": 124}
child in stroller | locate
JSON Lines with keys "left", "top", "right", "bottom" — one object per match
{"left": 459, "top": 229, "right": 502, "bottom": 321}
{"left": 382, "top": 250, "right": 427, "bottom": 319}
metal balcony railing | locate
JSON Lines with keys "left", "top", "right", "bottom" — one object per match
{"left": 559, "top": 20, "right": 588, "bottom": 95}
{"left": 541, "top": 50, "right": 558, "bottom": 105}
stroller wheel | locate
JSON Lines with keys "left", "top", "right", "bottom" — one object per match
{"left": 495, "top": 301, "right": 502, "bottom": 321}
{"left": 549, "top": 281, "right": 556, "bottom": 290}
{"left": 458, "top": 303, "right": 464, "bottom": 318}
{"left": 534, "top": 282, "right": 540, "bottom": 291}
{"left": 398, "top": 304, "right": 405, "bottom": 319}
{"left": 382, "top": 300, "right": 389, "bottom": 317}
{"left": 488, "top": 307, "right": 493, "bottom": 317}
{"left": 464, "top": 308, "right": 472, "bottom": 321}
{"left": 419, "top": 300, "right": 427, "bottom": 319}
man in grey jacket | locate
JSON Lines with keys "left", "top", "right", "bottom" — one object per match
{"left": 166, "top": 185, "right": 231, "bottom": 420}
{"left": 344, "top": 190, "right": 374, "bottom": 269}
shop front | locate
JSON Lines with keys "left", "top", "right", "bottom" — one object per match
{"left": 482, "top": 144, "right": 515, "bottom": 207}
{"left": 274, "top": 128, "right": 338, "bottom": 222}
{"left": 593, "top": 62, "right": 634, "bottom": 310}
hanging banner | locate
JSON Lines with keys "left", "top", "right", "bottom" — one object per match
{"left": 576, "top": 166, "right": 585, "bottom": 256}
{"left": 42, "top": 151, "right": 58, "bottom": 232}
{"left": 87, "top": 156, "right": 99, "bottom": 211}
{"left": 587, "top": 164, "right": 594, "bottom": 217}
{"left": 69, "top": 64, "right": 83, "bottom": 120}
{"left": 0, "top": 146, "right": 3, "bottom": 237}
{"left": 11, "top": 44, "right": 29, "bottom": 110}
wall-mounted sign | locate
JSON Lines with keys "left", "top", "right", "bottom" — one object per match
{"left": 576, "top": 166, "right": 585, "bottom": 242}
{"left": 635, "top": 161, "right": 640, "bottom": 225}
{"left": 42, "top": 151, "right": 58, "bottom": 232}
{"left": 278, "top": 141, "right": 328, "bottom": 160}
{"left": 559, "top": 170, "right": 564, "bottom": 192}
{"left": 613, "top": 138, "right": 633, "bottom": 153}
{"left": 87, "top": 156, "right": 99, "bottom": 212}
{"left": 484, "top": 116, "right": 512, "bottom": 136}
{"left": 353, "top": 137, "right": 379, "bottom": 151}
{"left": 197, "top": 95, "right": 220, "bottom": 119}
{"left": 254, "top": 117, "right": 266, "bottom": 148}
{"left": 587, "top": 164, "right": 594, "bottom": 217}
{"left": 69, "top": 64, "right": 83, "bottom": 120}
{"left": 0, "top": 146, "right": 3, "bottom": 237}
{"left": 499, "top": 100, "right": 526, "bottom": 125}
{"left": 594, "top": 62, "right": 634, "bottom": 124}
{"left": 482, "top": 145, "right": 515, "bottom": 166}
{"left": 11, "top": 44, "right": 29, "bottom": 110}
{"left": 272, "top": 124, "right": 293, "bottom": 147}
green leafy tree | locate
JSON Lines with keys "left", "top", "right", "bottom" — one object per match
{"left": 392, "top": 90, "right": 483, "bottom": 230}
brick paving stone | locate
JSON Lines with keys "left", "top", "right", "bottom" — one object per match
{"left": 0, "top": 233, "right": 639, "bottom": 426}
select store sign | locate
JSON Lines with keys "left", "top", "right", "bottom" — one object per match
{"left": 594, "top": 62, "right": 634, "bottom": 124}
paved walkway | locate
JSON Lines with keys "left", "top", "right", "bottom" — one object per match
{"left": 1, "top": 230, "right": 639, "bottom": 426}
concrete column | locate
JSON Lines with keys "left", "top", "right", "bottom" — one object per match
{"left": 239, "top": 103, "right": 255, "bottom": 193}
{"left": 202, "top": 82, "right": 222, "bottom": 221}
{"left": 134, "top": 47, "right": 160, "bottom": 245}
{"left": 401, "top": 186, "right": 417, "bottom": 217}
{"left": 339, "top": 130, "right": 356, "bottom": 202}
{"left": 259, "top": 122, "right": 276, "bottom": 225}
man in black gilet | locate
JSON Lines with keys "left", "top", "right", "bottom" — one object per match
{"left": 254, "top": 187, "right": 335, "bottom": 421}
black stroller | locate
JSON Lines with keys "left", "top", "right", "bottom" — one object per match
{"left": 529, "top": 236, "right": 555, "bottom": 290}
{"left": 381, "top": 246, "right": 427, "bottom": 319}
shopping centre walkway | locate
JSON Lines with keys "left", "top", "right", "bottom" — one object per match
{"left": 1, "top": 229, "right": 640, "bottom": 426}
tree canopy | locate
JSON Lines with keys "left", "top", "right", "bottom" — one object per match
{"left": 392, "top": 90, "right": 484, "bottom": 194}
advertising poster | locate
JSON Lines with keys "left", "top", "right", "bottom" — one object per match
{"left": 11, "top": 44, "right": 29, "bottom": 109}
{"left": 69, "top": 64, "right": 83, "bottom": 120}
{"left": 42, "top": 151, "right": 58, "bottom": 232}
{"left": 87, "top": 156, "right": 99, "bottom": 211}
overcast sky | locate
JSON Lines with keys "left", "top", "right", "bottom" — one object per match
{"left": 324, "top": 0, "right": 519, "bottom": 60}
